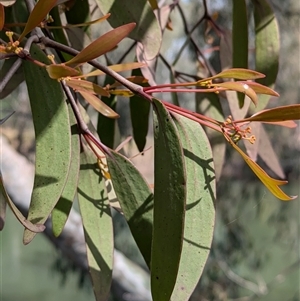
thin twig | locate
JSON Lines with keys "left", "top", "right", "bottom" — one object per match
{"left": 41, "top": 37, "right": 152, "bottom": 102}
{"left": 0, "top": 58, "right": 22, "bottom": 94}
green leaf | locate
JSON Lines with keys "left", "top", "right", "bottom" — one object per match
{"left": 252, "top": 0, "right": 279, "bottom": 111}
{"left": 22, "top": 44, "right": 71, "bottom": 244}
{"left": 232, "top": 0, "right": 248, "bottom": 107}
{"left": 151, "top": 98, "right": 186, "bottom": 301}
{"left": 97, "top": 76, "right": 117, "bottom": 148}
{"left": 106, "top": 149, "right": 153, "bottom": 267}
{"left": 95, "top": 0, "right": 162, "bottom": 60}
{"left": 52, "top": 105, "right": 80, "bottom": 237}
{"left": 0, "top": 57, "right": 24, "bottom": 99}
{"left": 65, "top": 23, "right": 136, "bottom": 67}
{"left": 65, "top": 0, "right": 90, "bottom": 26}
{"left": 130, "top": 67, "right": 150, "bottom": 152}
{"left": 78, "top": 146, "right": 113, "bottom": 301}
{"left": 171, "top": 113, "right": 215, "bottom": 301}
{"left": 0, "top": 171, "right": 45, "bottom": 232}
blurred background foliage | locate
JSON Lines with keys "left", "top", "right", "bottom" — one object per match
{"left": 0, "top": 0, "right": 299, "bottom": 300}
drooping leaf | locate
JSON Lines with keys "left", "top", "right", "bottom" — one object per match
{"left": 241, "top": 104, "right": 300, "bottom": 123}
{"left": 52, "top": 105, "right": 80, "bottom": 237}
{"left": 66, "top": 79, "right": 110, "bottom": 97}
{"left": 78, "top": 90, "right": 119, "bottom": 118}
{"left": 65, "top": 23, "right": 136, "bottom": 67}
{"left": 232, "top": 0, "right": 248, "bottom": 107}
{"left": 214, "top": 82, "right": 258, "bottom": 106}
{"left": 78, "top": 146, "right": 113, "bottom": 301}
{"left": 0, "top": 170, "right": 45, "bottom": 232}
{"left": 106, "top": 149, "right": 154, "bottom": 267}
{"left": 97, "top": 76, "right": 117, "bottom": 148}
{"left": 95, "top": 0, "right": 162, "bottom": 60}
{"left": 229, "top": 140, "right": 296, "bottom": 201}
{"left": 151, "top": 98, "right": 186, "bottom": 301}
{"left": 23, "top": 44, "right": 71, "bottom": 244}
{"left": 252, "top": 0, "right": 279, "bottom": 111}
{"left": 65, "top": 0, "right": 90, "bottom": 26}
{"left": 0, "top": 57, "right": 24, "bottom": 99}
{"left": 18, "top": 0, "right": 57, "bottom": 41}
{"left": 171, "top": 113, "right": 215, "bottom": 301}
{"left": 130, "top": 69, "right": 150, "bottom": 151}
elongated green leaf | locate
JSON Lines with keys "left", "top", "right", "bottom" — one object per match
{"left": 52, "top": 105, "right": 80, "bottom": 237}
{"left": 65, "top": 0, "right": 90, "bottom": 26}
{"left": 171, "top": 113, "right": 215, "bottom": 301}
{"left": 95, "top": 0, "right": 162, "bottom": 60}
{"left": 97, "top": 76, "right": 117, "bottom": 148}
{"left": 65, "top": 23, "right": 136, "bottom": 67}
{"left": 0, "top": 171, "right": 45, "bottom": 232}
{"left": 232, "top": 0, "right": 248, "bottom": 107}
{"left": 78, "top": 146, "right": 113, "bottom": 301}
{"left": 129, "top": 67, "right": 150, "bottom": 152}
{"left": 18, "top": 0, "right": 57, "bottom": 41}
{"left": 130, "top": 95, "right": 150, "bottom": 152}
{"left": 23, "top": 44, "right": 71, "bottom": 244}
{"left": 106, "top": 149, "right": 153, "bottom": 267}
{"left": 252, "top": 0, "right": 279, "bottom": 111}
{"left": 151, "top": 98, "right": 186, "bottom": 301}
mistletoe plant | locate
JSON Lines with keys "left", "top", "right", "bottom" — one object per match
{"left": 0, "top": 0, "right": 299, "bottom": 301}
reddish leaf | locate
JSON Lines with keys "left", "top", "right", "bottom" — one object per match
{"left": 242, "top": 104, "right": 300, "bottom": 123}
{"left": 214, "top": 82, "right": 258, "bottom": 106}
{"left": 240, "top": 81, "right": 279, "bottom": 97}
{"left": 201, "top": 68, "right": 265, "bottom": 82}
{"left": 18, "top": 0, "right": 57, "bottom": 41}
{"left": 65, "top": 23, "right": 136, "bottom": 67}
{"left": 78, "top": 90, "right": 119, "bottom": 118}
